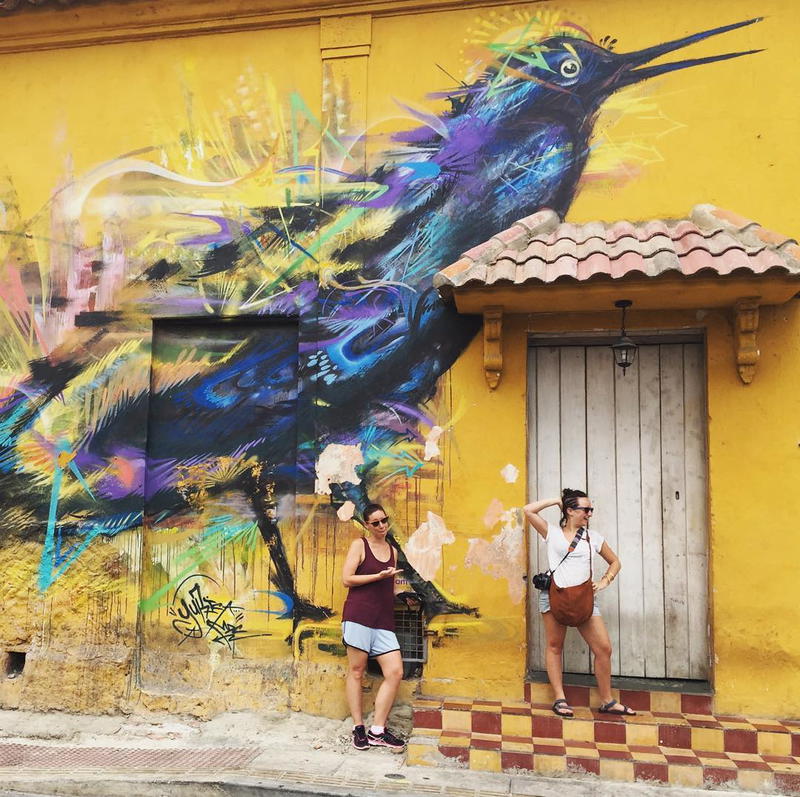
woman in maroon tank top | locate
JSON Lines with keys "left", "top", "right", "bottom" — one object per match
{"left": 341, "top": 503, "right": 406, "bottom": 750}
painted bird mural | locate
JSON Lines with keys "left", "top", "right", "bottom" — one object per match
{"left": 0, "top": 16, "right": 761, "bottom": 622}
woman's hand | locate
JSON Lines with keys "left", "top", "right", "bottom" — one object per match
{"left": 378, "top": 567, "right": 402, "bottom": 580}
{"left": 395, "top": 590, "right": 420, "bottom": 607}
{"left": 592, "top": 577, "right": 608, "bottom": 593}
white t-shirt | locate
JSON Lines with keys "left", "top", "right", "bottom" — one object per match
{"left": 542, "top": 523, "right": 605, "bottom": 588}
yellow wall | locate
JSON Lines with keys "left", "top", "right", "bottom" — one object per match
{"left": 0, "top": 0, "right": 798, "bottom": 719}
{"left": 705, "top": 302, "right": 800, "bottom": 716}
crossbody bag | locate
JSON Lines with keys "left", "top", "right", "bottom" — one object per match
{"left": 532, "top": 527, "right": 595, "bottom": 627}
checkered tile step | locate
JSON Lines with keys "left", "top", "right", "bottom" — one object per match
{"left": 523, "top": 680, "right": 715, "bottom": 714}
{"left": 409, "top": 695, "right": 800, "bottom": 794}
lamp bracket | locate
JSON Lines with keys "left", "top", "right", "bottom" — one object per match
{"left": 733, "top": 297, "right": 760, "bottom": 384}
{"left": 483, "top": 306, "right": 503, "bottom": 390}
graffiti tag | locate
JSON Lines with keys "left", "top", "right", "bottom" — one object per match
{"left": 168, "top": 575, "right": 268, "bottom": 651}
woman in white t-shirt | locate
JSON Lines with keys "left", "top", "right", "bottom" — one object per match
{"left": 523, "top": 488, "right": 635, "bottom": 718}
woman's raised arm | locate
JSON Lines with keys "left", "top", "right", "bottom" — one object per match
{"left": 523, "top": 498, "right": 560, "bottom": 539}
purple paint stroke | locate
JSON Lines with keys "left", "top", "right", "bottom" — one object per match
{"left": 361, "top": 113, "right": 490, "bottom": 212}
{"left": 176, "top": 214, "right": 237, "bottom": 247}
{"left": 393, "top": 98, "right": 450, "bottom": 139}
{"left": 319, "top": 286, "right": 406, "bottom": 323}
{"left": 229, "top": 437, "right": 267, "bottom": 459}
{"left": 345, "top": 161, "right": 441, "bottom": 210}
{"left": 0, "top": 390, "right": 28, "bottom": 413}
{"left": 345, "top": 170, "right": 408, "bottom": 209}
{"left": 72, "top": 449, "right": 105, "bottom": 472}
{"left": 144, "top": 457, "right": 183, "bottom": 499}
{"left": 277, "top": 165, "right": 354, "bottom": 180}
{"left": 367, "top": 410, "right": 423, "bottom": 439}
{"left": 94, "top": 446, "right": 146, "bottom": 499}
{"left": 258, "top": 280, "right": 318, "bottom": 316}
{"left": 378, "top": 401, "right": 433, "bottom": 427}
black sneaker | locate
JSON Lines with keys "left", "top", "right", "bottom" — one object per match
{"left": 366, "top": 727, "right": 405, "bottom": 750}
{"left": 352, "top": 724, "right": 369, "bottom": 750}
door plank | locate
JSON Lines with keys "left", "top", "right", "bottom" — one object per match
{"left": 660, "top": 344, "right": 690, "bottom": 678}
{"left": 526, "top": 348, "right": 543, "bottom": 673}
{"left": 531, "top": 347, "right": 563, "bottom": 671}
{"left": 683, "top": 343, "right": 710, "bottom": 679}
{"left": 585, "top": 346, "right": 621, "bottom": 675}
{"left": 638, "top": 346, "right": 667, "bottom": 678}
{"left": 614, "top": 355, "right": 646, "bottom": 676}
{"left": 559, "top": 347, "right": 589, "bottom": 673}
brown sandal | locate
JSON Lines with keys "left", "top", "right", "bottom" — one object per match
{"left": 552, "top": 698, "right": 574, "bottom": 718}
{"left": 599, "top": 700, "right": 636, "bottom": 716}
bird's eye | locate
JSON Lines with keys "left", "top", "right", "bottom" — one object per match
{"left": 559, "top": 58, "right": 581, "bottom": 78}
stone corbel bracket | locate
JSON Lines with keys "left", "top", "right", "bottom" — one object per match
{"left": 733, "top": 298, "right": 760, "bottom": 384}
{"left": 483, "top": 306, "right": 503, "bottom": 389}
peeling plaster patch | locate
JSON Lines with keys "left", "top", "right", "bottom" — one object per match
{"left": 277, "top": 493, "right": 296, "bottom": 519}
{"left": 500, "top": 463, "right": 519, "bottom": 484}
{"left": 404, "top": 511, "right": 455, "bottom": 581}
{"left": 483, "top": 498, "right": 504, "bottom": 529}
{"left": 314, "top": 444, "right": 363, "bottom": 495}
{"left": 336, "top": 500, "right": 356, "bottom": 521}
{"left": 466, "top": 510, "right": 526, "bottom": 604}
{"left": 423, "top": 425, "right": 444, "bottom": 461}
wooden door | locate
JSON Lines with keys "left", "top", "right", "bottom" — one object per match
{"left": 527, "top": 342, "right": 709, "bottom": 680}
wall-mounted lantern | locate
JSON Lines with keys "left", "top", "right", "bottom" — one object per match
{"left": 611, "top": 299, "right": 637, "bottom": 373}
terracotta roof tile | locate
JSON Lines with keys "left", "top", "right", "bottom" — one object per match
{"left": 434, "top": 204, "right": 800, "bottom": 294}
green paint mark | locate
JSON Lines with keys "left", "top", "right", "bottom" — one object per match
{"left": 289, "top": 92, "right": 350, "bottom": 160}
{"left": 488, "top": 42, "right": 555, "bottom": 73}
{"left": 139, "top": 517, "right": 257, "bottom": 613}
{"left": 488, "top": 18, "right": 539, "bottom": 96}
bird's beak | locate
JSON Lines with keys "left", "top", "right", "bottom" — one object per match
{"left": 614, "top": 17, "right": 763, "bottom": 89}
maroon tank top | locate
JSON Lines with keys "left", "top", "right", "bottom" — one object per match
{"left": 341, "top": 537, "right": 396, "bottom": 631}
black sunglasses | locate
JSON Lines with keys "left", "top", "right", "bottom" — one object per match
{"left": 368, "top": 517, "right": 391, "bottom": 527}
{"left": 573, "top": 506, "right": 594, "bottom": 513}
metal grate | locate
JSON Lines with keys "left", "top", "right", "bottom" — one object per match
{"left": 394, "top": 605, "right": 426, "bottom": 663}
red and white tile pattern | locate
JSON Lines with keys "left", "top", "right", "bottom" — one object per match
{"left": 409, "top": 691, "right": 800, "bottom": 794}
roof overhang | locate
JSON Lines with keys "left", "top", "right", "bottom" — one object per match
{"left": 435, "top": 205, "right": 800, "bottom": 389}
{"left": 441, "top": 271, "right": 800, "bottom": 315}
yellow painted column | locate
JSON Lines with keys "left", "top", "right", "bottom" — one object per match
{"left": 320, "top": 14, "right": 372, "bottom": 175}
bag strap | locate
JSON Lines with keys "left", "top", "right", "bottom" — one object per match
{"left": 549, "top": 527, "right": 586, "bottom": 575}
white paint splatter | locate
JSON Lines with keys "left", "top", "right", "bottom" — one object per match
{"left": 62, "top": 157, "right": 241, "bottom": 219}
{"left": 500, "top": 463, "right": 519, "bottom": 484}
{"left": 423, "top": 425, "right": 444, "bottom": 461}
{"left": 466, "top": 509, "right": 526, "bottom": 604}
{"left": 314, "top": 444, "right": 363, "bottom": 495}
{"left": 336, "top": 500, "right": 356, "bottom": 521}
{"left": 404, "top": 511, "right": 455, "bottom": 581}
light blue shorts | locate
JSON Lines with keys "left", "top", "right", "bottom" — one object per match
{"left": 342, "top": 621, "right": 400, "bottom": 658}
{"left": 539, "top": 590, "right": 601, "bottom": 617}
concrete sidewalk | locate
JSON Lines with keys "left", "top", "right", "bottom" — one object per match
{"left": 0, "top": 709, "right": 773, "bottom": 796}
